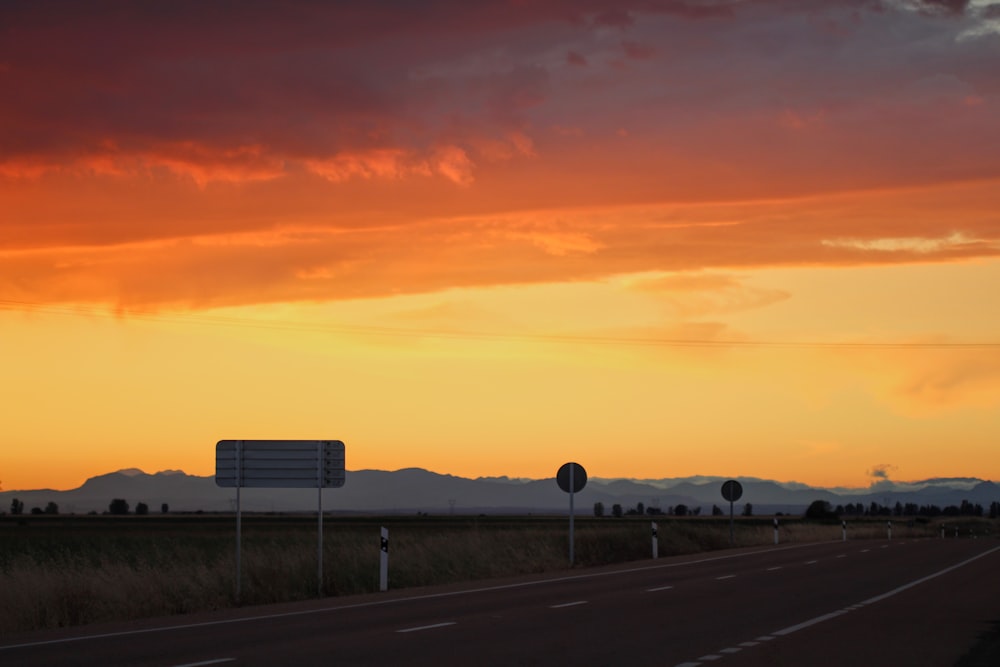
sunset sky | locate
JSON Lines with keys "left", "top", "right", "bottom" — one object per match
{"left": 3, "top": 0, "right": 1000, "bottom": 493}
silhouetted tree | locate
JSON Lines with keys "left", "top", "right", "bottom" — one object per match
{"left": 612, "top": 503, "right": 623, "bottom": 518}
{"left": 161, "top": 503, "right": 169, "bottom": 514}
{"left": 30, "top": 506, "right": 43, "bottom": 515}
{"left": 712, "top": 504, "right": 724, "bottom": 516}
{"left": 135, "top": 502, "right": 149, "bottom": 516}
{"left": 990, "top": 502, "right": 999, "bottom": 519}
{"left": 636, "top": 502, "right": 645, "bottom": 515}
{"left": 10, "top": 498, "right": 24, "bottom": 515}
{"left": 44, "top": 501, "right": 59, "bottom": 515}
{"left": 593, "top": 501, "right": 604, "bottom": 517}
{"left": 674, "top": 504, "right": 688, "bottom": 517}
{"left": 109, "top": 498, "right": 130, "bottom": 515}
{"left": 805, "top": 500, "right": 836, "bottom": 520}
{"left": 691, "top": 506, "right": 701, "bottom": 516}
{"left": 742, "top": 503, "right": 753, "bottom": 516}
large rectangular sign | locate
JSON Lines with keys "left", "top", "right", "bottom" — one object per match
{"left": 215, "top": 440, "right": 346, "bottom": 489}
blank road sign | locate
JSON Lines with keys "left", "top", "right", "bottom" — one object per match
{"left": 721, "top": 479, "right": 743, "bottom": 502}
{"left": 215, "top": 440, "right": 346, "bottom": 488}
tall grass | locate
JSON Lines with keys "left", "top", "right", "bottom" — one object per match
{"left": 0, "top": 514, "right": 991, "bottom": 635}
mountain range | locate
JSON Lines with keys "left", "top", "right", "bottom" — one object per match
{"left": 2, "top": 468, "right": 998, "bottom": 516}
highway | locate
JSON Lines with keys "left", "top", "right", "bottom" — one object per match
{"left": 2, "top": 538, "right": 997, "bottom": 666}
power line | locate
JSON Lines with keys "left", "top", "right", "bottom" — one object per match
{"left": 1, "top": 298, "right": 999, "bottom": 350}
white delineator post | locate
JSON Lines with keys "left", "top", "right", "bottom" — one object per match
{"left": 887, "top": 520, "right": 892, "bottom": 541}
{"left": 652, "top": 522, "right": 659, "bottom": 559}
{"left": 842, "top": 520, "right": 847, "bottom": 542}
{"left": 773, "top": 517, "right": 779, "bottom": 545}
{"left": 379, "top": 527, "right": 389, "bottom": 592}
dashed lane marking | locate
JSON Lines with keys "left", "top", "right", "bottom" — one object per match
{"left": 396, "top": 622, "right": 456, "bottom": 633}
{"left": 716, "top": 575, "right": 736, "bottom": 580}
{"left": 173, "top": 660, "right": 234, "bottom": 667}
{"left": 766, "top": 566, "right": 782, "bottom": 571}
{"left": 550, "top": 600, "right": 588, "bottom": 609}
{"left": 647, "top": 585, "right": 674, "bottom": 592}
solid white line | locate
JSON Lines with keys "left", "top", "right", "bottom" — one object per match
{"left": 756, "top": 636, "right": 775, "bottom": 641}
{"left": 550, "top": 600, "right": 588, "bottom": 609}
{"left": 396, "top": 622, "right": 456, "bottom": 633}
{"left": 773, "top": 609, "right": 849, "bottom": 636}
{"left": 172, "top": 660, "right": 235, "bottom": 667}
{"left": 772, "top": 545, "right": 1000, "bottom": 637}
{"left": 716, "top": 575, "right": 736, "bottom": 580}
{"left": 647, "top": 585, "right": 674, "bottom": 592}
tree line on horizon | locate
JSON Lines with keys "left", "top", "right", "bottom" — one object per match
{"left": 591, "top": 499, "right": 999, "bottom": 520}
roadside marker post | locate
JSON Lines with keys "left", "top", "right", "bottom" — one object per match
{"left": 843, "top": 520, "right": 847, "bottom": 542}
{"left": 773, "top": 517, "right": 779, "bottom": 545}
{"left": 379, "top": 527, "right": 389, "bottom": 592}
{"left": 652, "top": 522, "right": 659, "bottom": 559}
{"left": 887, "top": 520, "right": 892, "bottom": 541}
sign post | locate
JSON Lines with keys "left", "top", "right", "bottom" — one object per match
{"left": 720, "top": 480, "right": 743, "bottom": 547}
{"left": 216, "top": 440, "right": 346, "bottom": 602}
{"left": 556, "top": 462, "right": 587, "bottom": 566}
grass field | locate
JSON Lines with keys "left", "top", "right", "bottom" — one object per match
{"left": 0, "top": 513, "right": 994, "bottom": 635}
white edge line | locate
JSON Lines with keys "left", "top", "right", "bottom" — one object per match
{"left": 396, "top": 621, "right": 456, "bottom": 634}
{"left": 0, "top": 542, "right": 827, "bottom": 651}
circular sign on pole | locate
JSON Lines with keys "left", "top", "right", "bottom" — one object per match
{"left": 721, "top": 479, "right": 743, "bottom": 502}
{"left": 557, "top": 462, "right": 588, "bottom": 493}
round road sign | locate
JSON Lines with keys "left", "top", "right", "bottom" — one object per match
{"left": 721, "top": 479, "right": 743, "bottom": 502}
{"left": 556, "top": 462, "right": 587, "bottom": 493}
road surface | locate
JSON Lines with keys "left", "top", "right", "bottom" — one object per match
{"left": 2, "top": 538, "right": 997, "bottom": 666}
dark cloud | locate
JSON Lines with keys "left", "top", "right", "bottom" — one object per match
{"left": 867, "top": 464, "right": 896, "bottom": 480}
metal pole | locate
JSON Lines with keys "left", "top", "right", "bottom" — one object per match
{"left": 729, "top": 500, "right": 734, "bottom": 546}
{"left": 317, "top": 442, "right": 323, "bottom": 597}
{"left": 236, "top": 440, "right": 242, "bottom": 604}
{"left": 569, "top": 465, "right": 575, "bottom": 566}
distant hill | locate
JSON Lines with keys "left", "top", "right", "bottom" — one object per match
{"left": 1, "top": 469, "right": 997, "bottom": 516}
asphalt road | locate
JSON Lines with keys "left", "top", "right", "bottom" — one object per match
{"left": 2, "top": 538, "right": 997, "bottom": 666}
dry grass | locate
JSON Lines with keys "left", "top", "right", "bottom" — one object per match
{"left": 0, "top": 514, "right": 992, "bottom": 635}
